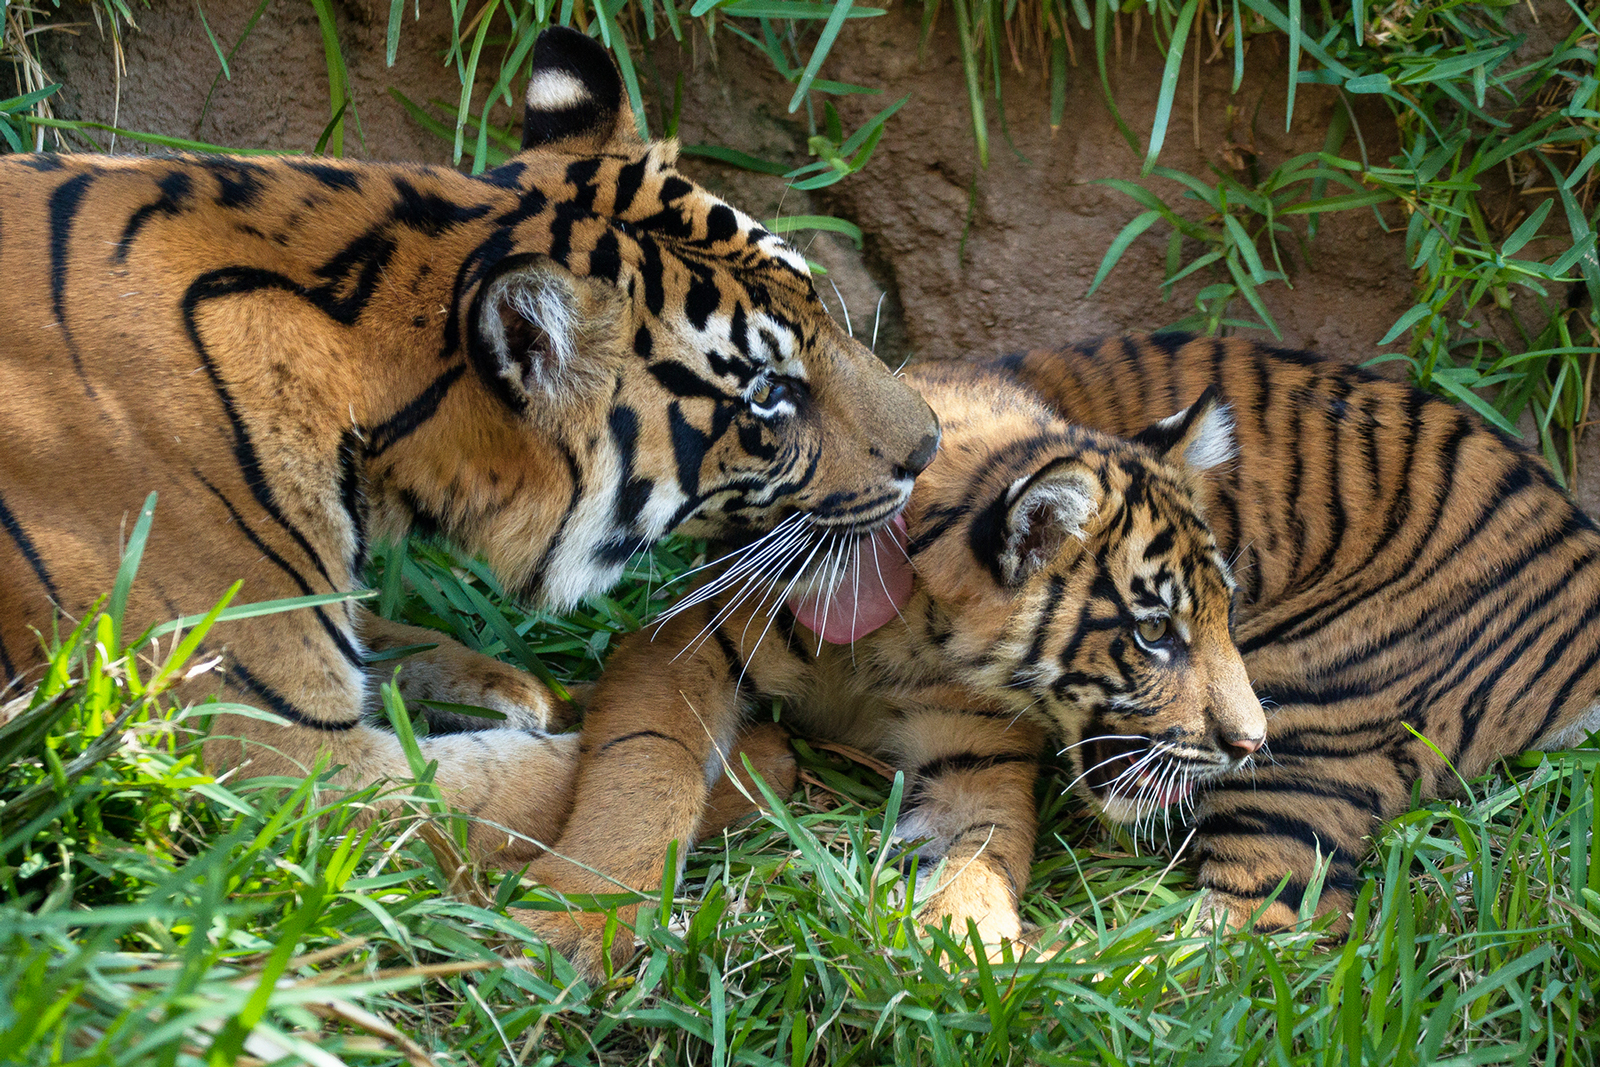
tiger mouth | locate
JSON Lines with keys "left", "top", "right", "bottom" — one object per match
{"left": 1080, "top": 736, "right": 1203, "bottom": 811}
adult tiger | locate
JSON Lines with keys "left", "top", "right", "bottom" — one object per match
{"left": 523, "top": 335, "right": 1600, "bottom": 979}
{"left": 0, "top": 26, "right": 937, "bottom": 863}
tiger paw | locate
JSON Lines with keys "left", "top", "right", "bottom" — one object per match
{"left": 514, "top": 901, "right": 641, "bottom": 984}
{"left": 918, "top": 905, "right": 1044, "bottom": 967}
{"left": 1197, "top": 888, "right": 1351, "bottom": 938}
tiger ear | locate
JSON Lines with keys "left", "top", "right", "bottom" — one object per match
{"left": 1131, "top": 385, "right": 1235, "bottom": 471}
{"left": 469, "top": 255, "right": 618, "bottom": 412}
{"left": 999, "top": 459, "right": 1104, "bottom": 585}
{"left": 521, "top": 26, "right": 638, "bottom": 153}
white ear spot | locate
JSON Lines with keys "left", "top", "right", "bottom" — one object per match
{"left": 525, "top": 69, "right": 590, "bottom": 112}
{"left": 1179, "top": 403, "right": 1236, "bottom": 471}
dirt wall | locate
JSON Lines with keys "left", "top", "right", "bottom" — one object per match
{"left": 33, "top": 0, "right": 1598, "bottom": 505}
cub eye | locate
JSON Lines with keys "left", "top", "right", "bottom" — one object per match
{"left": 1136, "top": 616, "right": 1170, "bottom": 646}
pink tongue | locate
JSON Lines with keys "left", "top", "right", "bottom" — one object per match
{"left": 787, "top": 513, "right": 914, "bottom": 645}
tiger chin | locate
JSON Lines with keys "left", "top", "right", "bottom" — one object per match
{"left": 526, "top": 334, "right": 1600, "bottom": 979}
{"left": 517, "top": 351, "right": 1265, "bottom": 975}
{"left": 0, "top": 27, "right": 936, "bottom": 864}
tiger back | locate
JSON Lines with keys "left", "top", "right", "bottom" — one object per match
{"left": 0, "top": 27, "right": 937, "bottom": 862}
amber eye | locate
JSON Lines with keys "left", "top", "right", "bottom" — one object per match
{"left": 1136, "top": 616, "right": 1169, "bottom": 645}
{"left": 749, "top": 378, "right": 793, "bottom": 415}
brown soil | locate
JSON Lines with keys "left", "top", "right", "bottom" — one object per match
{"left": 33, "top": 0, "right": 1597, "bottom": 504}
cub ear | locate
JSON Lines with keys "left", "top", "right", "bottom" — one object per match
{"left": 999, "top": 459, "right": 1104, "bottom": 585}
{"left": 521, "top": 26, "right": 636, "bottom": 153}
{"left": 470, "top": 255, "right": 614, "bottom": 412}
{"left": 1131, "top": 385, "right": 1235, "bottom": 471}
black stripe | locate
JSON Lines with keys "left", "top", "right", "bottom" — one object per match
{"left": 365, "top": 364, "right": 466, "bottom": 457}
{"left": 0, "top": 630, "right": 17, "bottom": 686}
{"left": 1205, "top": 773, "right": 1384, "bottom": 817}
{"left": 522, "top": 443, "right": 584, "bottom": 598}
{"left": 600, "top": 729, "right": 695, "bottom": 756}
{"left": 1296, "top": 374, "right": 1351, "bottom": 590}
{"left": 648, "top": 359, "right": 729, "bottom": 401}
{"left": 1532, "top": 587, "right": 1600, "bottom": 740}
{"left": 195, "top": 474, "right": 363, "bottom": 670}
{"left": 48, "top": 171, "right": 96, "bottom": 395}
{"left": 337, "top": 430, "right": 367, "bottom": 576}
{"left": 1198, "top": 811, "right": 1361, "bottom": 875}
{"left": 181, "top": 268, "right": 340, "bottom": 591}
{"left": 711, "top": 627, "right": 746, "bottom": 682}
{"left": 113, "top": 170, "right": 194, "bottom": 264}
{"left": 229, "top": 661, "right": 359, "bottom": 731}
{"left": 612, "top": 156, "right": 648, "bottom": 216}
{"left": 0, "top": 487, "right": 58, "bottom": 600}
{"left": 912, "top": 751, "right": 1032, "bottom": 783}
{"left": 1020, "top": 575, "right": 1066, "bottom": 667}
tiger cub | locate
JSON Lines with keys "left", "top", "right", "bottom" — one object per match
{"left": 0, "top": 26, "right": 936, "bottom": 862}
{"left": 520, "top": 349, "right": 1263, "bottom": 975}
{"left": 526, "top": 334, "right": 1600, "bottom": 978}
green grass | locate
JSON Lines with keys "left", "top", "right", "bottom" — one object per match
{"left": 3, "top": 534, "right": 1598, "bottom": 1065}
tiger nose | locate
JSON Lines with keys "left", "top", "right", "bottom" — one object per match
{"left": 894, "top": 418, "right": 941, "bottom": 480}
{"left": 1223, "top": 734, "right": 1265, "bottom": 759}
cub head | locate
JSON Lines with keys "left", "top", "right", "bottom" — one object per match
{"left": 452, "top": 27, "right": 938, "bottom": 609}
{"left": 910, "top": 383, "right": 1265, "bottom": 826}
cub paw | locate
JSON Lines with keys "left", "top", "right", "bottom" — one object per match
{"left": 514, "top": 902, "right": 640, "bottom": 983}
{"left": 1197, "top": 888, "right": 1348, "bottom": 937}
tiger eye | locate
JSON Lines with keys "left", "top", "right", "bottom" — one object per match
{"left": 750, "top": 380, "right": 773, "bottom": 406}
{"left": 1137, "top": 616, "right": 1169, "bottom": 644}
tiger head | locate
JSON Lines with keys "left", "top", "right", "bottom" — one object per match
{"left": 441, "top": 27, "right": 938, "bottom": 609}
{"left": 906, "top": 375, "right": 1265, "bottom": 824}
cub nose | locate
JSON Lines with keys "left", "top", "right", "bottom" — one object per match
{"left": 894, "top": 418, "right": 941, "bottom": 480}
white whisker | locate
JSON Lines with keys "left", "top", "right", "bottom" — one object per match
{"left": 829, "top": 278, "right": 852, "bottom": 338}
{"left": 1058, "top": 733, "right": 1146, "bottom": 757}
{"left": 872, "top": 291, "right": 887, "bottom": 357}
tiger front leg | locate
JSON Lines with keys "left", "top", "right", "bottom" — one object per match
{"left": 202, "top": 613, "right": 582, "bottom": 867}
{"left": 516, "top": 613, "right": 784, "bottom": 982}
{"left": 889, "top": 701, "right": 1047, "bottom": 950}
